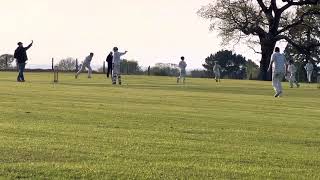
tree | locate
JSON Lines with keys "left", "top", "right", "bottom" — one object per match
{"left": 120, "top": 60, "right": 142, "bottom": 75}
{"left": 198, "top": 0, "right": 320, "bottom": 80}
{"left": 57, "top": 57, "right": 77, "bottom": 71}
{"left": 246, "top": 60, "right": 260, "bottom": 80}
{"left": 285, "top": 6, "right": 320, "bottom": 63}
{"left": 284, "top": 5, "right": 320, "bottom": 81}
{"left": 190, "top": 69, "right": 208, "bottom": 78}
{"left": 0, "top": 54, "right": 15, "bottom": 70}
{"left": 203, "top": 50, "right": 247, "bottom": 79}
{"left": 150, "top": 63, "right": 180, "bottom": 76}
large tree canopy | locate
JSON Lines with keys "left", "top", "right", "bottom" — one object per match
{"left": 198, "top": 0, "right": 320, "bottom": 80}
{"left": 284, "top": 6, "right": 320, "bottom": 81}
{"left": 285, "top": 5, "right": 320, "bottom": 64}
{"left": 203, "top": 50, "right": 249, "bottom": 79}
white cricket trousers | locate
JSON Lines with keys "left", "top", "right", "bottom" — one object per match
{"left": 76, "top": 63, "right": 92, "bottom": 78}
{"left": 177, "top": 69, "right": 186, "bottom": 83}
{"left": 112, "top": 64, "right": 121, "bottom": 84}
{"left": 289, "top": 73, "right": 299, "bottom": 87}
{"left": 272, "top": 72, "right": 284, "bottom": 93}
{"left": 307, "top": 71, "right": 313, "bottom": 82}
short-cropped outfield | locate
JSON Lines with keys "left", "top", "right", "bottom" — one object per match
{"left": 0, "top": 72, "right": 319, "bottom": 179}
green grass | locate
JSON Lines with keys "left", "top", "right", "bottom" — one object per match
{"left": 0, "top": 72, "right": 319, "bottom": 179}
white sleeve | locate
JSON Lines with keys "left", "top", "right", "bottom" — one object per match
{"left": 271, "top": 54, "right": 276, "bottom": 62}
{"left": 119, "top": 52, "right": 127, "bottom": 56}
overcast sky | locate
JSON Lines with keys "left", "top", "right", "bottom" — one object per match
{"left": 0, "top": 0, "right": 264, "bottom": 69}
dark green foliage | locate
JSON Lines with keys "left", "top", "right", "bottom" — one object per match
{"left": 284, "top": 5, "right": 320, "bottom": 82}
{"left": 150, "top": 63, "right": 179, "bottom": 76}
{"left": 203, "top": 50, "right": 255, "bottom": 79}
{"left": 120, "top": 60, "right": 143, "bottom": 75}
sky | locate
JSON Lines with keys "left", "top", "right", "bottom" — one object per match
{"left": 0, "top": 0, "right": 264, "bottom": 70}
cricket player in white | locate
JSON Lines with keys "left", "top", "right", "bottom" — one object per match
{"left": 75, "top": 53, "right": 94, "bottom": 79}
{"left": 112, "top": 47, "right": 127, "bottom": 85}
{"left": 287, "top": 59, "right": 300, "bottom": 88}
{"left": 304, "top": 60, "right": 314, "bottom": 83}
{"left": 268, "top": 47, "right": 287, "bottom": 97}
{"left": 213, "top": 61, "right": 221, "bottom": 82}
{"left": 177, "top": 56, "right": 187, "bottom": 84}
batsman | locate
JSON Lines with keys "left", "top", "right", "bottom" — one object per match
{"left": 112, "top": 47, "right": 128, "bottom": 85}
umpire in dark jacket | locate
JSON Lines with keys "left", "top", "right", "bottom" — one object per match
{"left": 106, "top": 51, "right": 113, "bottom": 78}
{"left": 14, "top": 40, "right": 33, "bottom": 82}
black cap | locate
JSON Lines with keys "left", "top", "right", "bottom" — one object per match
{"left": 17, "top": 42, "right": 22, "bottom": 45}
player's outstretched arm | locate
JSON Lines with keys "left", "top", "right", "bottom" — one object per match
{"left": 25, "top": 40, "right": 33, "bottom": 50}
{"left": 119, "top": 51, "right": 128, "bottom": 56}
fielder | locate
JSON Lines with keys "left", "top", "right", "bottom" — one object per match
{"left": 75, "top": 53, "right": 94, "bottom": 79}
{"left": 304, "top": 60, "right": 314, "bottom": 83}
{"left": 177, "top": 56, "right": 187, "bottom": 84}
{"left": 287, "top": 60, "right": 300, "bottom": 88}
{"left": 112, "top": 47, "right": 127, "bottom": 85}
{"left": 213, "top": 61, "right": 221, "bottom": 82}
{"left": 268, "top": 47, "right": 287, "bottom": 97}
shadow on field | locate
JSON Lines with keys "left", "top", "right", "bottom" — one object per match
{"left": 58, "top": 81, "right": 271, "bottom": 97}
{"left": 59, "top": 82, "right": 111, "bottom": 88}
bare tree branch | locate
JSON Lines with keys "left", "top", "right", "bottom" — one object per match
{"left": 280, "top": 0, "right": 320, "bottom": 13}
{"left": 277, "top": 9, "right": 320, "bottom": 35}
{"left": 248, "top": 45, "right": 262, "bottom": 54}
{"left": 257, "top": 0, "right": 269, "bottom": 13}
{"left": 270, "top": 0, "right": 278, "bottom": 11}
{"left": 276, "top": 34, "right": 320, "bottom": 54}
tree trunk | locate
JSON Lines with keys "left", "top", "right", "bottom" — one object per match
{"left": 260, "top": 39, "right": 276, "bottom": 81}
{"left": 306, "top": 29, "right": 311, "bottom": 63}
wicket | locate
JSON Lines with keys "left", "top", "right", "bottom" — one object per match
{"left": 54, "top": 66, "right": 59, "bottom": 83}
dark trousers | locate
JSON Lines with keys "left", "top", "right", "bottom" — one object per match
{"left": 17, "top": 63, "right": 26, "bottom": 81}
{"left": 107, "top": 63, "right": 112, "bottom": 78}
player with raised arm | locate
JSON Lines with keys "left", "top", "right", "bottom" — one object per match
{"left": 14, "top": 40, "right": 33, "bottom": 82}
{"left": 112, "top": 47, "right": 127, "bottom": 85}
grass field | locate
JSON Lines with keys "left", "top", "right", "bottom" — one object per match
{"left": 0, "top": 72, "right": 319, "bottom": 179}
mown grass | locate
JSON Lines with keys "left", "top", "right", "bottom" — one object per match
{"left": 0, "top": 72, "right": 319, "bottom": 179}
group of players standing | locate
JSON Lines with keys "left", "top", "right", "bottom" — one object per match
{"left": 75, "top": 47, "right": 127, "bottom": 85}
{"left": 13, "top": 41, "right": 317, "bottom": 97}
{"left": 268, "top": 47, "right": 317, "bottom": 97}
